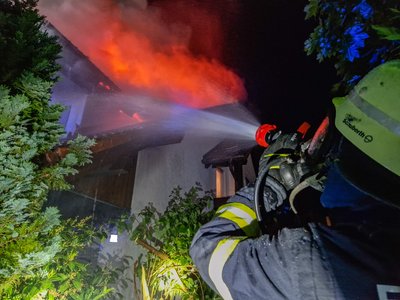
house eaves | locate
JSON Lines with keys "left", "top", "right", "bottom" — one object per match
{"left": 201, "top": 138, "right": 256, "bottom": 168}
{"left": 44, "top": 22, "right": 120, "bottom": 94}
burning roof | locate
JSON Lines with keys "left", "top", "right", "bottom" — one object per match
{"left": 39, "top": 0, "right": 246, "bottom": 109}
{"left": 44, "top": 22, "right": 120, "bottom": 94}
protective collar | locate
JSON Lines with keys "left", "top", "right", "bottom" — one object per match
{"left": 320, "top": 163, "right": 375, "bottom": 209}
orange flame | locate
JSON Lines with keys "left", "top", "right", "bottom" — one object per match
{"left": 39, "top": 0, "right": 246, "bottom": 108}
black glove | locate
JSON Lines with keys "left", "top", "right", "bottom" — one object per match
{"left": 258, "top": 132, "right": 307, "bottom": 212}
{"left": 263, "top": 175, "right": 287, "bottom": 212}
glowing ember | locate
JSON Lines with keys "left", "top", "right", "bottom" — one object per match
{"left": 132, "top": 112, "right": 144, "bottom": 123}
{"left": 39, "top": 0, "right": 246, "bottom": 108}
{"left": 98, "top": 81, "right": 111, "bottom": 91}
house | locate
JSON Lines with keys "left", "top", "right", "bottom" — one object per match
{"left": 44, "top": 23, "right": 119, "bottom": 139}
{"left": 45, "top": 22, "right": 259, "bottom": 298}
{"left": 132, "top": 103, "right": 259, "bottom": 214}
{"left": 46, "top": 22, "right": 260, "bottom": 215}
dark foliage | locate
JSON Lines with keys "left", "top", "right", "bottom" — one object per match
{"left": 0, "top": 0, "right": 61, "bottom": 88}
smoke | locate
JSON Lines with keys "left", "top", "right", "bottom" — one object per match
{"left": 38, "top": 0, "right": 246, "bottom": 108}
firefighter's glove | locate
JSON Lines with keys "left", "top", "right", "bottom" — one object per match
{"left": 259, "top": 133, "right": 303, "bottom": 212}
{"left": 260, "top": 132, "right": 301, "bottom": 161}
{"left": 263, "top": 173, "right": 287, "bottom": 212}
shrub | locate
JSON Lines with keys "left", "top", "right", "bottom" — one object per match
{"left": 125, "top": 185, "right": 220, "bottom": 299}
{"left": 304, "top": 0, "right": 400, "bottom": 92}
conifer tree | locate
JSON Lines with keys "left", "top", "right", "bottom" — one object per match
{"left": 0, "top": 1, "right": 114, "bottom": 298}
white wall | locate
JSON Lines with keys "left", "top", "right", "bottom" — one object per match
{"left": 129, "top": 133, "right": 257, "bottom": 298}
{"left": 51, "top": 76, "right": 88, "bottom": 137}
{"left": 131, "top": 134, "right": 221, "bottom": 214}
{"left": 129, "top": 134, "right": 221, "bottom": 298}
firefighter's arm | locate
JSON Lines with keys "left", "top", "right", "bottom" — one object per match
{"left": 190, "top": 187, "right": 294, "bottom": 299}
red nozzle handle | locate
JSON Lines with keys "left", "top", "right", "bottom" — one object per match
{"left": 255, "top": 124, "right": 278, "bottom": 147}
{"left": 296, "top": 122, "right": 311, "bottom": 139}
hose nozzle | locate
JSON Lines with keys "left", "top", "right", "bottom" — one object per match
{"left": 255, "top": 122, "right": 311, "bottom": 148}
{"left": 255, "top": 124, "right": 278, "bottom": 147}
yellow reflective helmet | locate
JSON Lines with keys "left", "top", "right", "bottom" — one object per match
{"left": 333, "top": 60, "right": 400, "bottom": 177}
{"left": 331, "top": 61, "right": 400, "bottom": 206}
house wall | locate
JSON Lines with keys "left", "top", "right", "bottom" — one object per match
{"left": 51, "top": 75, "right": 88, "bottom": 138}
{"left": 214, "top": 155, "right": 256, "bottom": 199}
{"left": 216, "top": 167, "right": 236, "bottom": 198}
{"left": 131, "top": 134, "right": 221, "bottom": 214}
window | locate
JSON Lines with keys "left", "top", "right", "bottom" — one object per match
{"left": 215, "top": 167, "right": 235, "bottom": 198}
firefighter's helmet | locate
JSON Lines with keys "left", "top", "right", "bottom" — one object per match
{"left": 332, "top": 60, "right": 400, "bottom": 206}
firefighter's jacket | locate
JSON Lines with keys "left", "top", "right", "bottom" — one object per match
{"left": 190, "top": 186, "right": 400, "bottom": 300}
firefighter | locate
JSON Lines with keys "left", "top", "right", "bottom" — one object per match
{"left": 190, "top": 60, "right": 400, "bottom": 299}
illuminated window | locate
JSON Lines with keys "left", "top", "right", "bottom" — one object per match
{"left": 216, "top": 168, "right": 223, "bottom": 198}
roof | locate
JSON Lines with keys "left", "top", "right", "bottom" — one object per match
{"left": 44, "top": 23, "right": 120, "bottom": 93}
{"left": 202, "top": 138, "right": 256, "bottom": 168}
{"left": 201, "top": 103, "right": 259, "bottom": 168}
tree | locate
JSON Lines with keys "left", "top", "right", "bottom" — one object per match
{"left": 0, "top": 1, "right": 115, "bottom": 298}
{"left": 0, "top": 0, "right": 61, "bottom": 88}
{"left": 304, "top": 0, "right": 400, "bottom": 93}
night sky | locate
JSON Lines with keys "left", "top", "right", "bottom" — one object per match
{"left": 224, "top": 0, "right": 339, "bottom": 131}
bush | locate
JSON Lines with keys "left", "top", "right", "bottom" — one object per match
{"left": 304, "top": 0, "right": 400, "bottom": 92}
{"left": 125, "top": 185, "right": 220, "bottom": 299}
